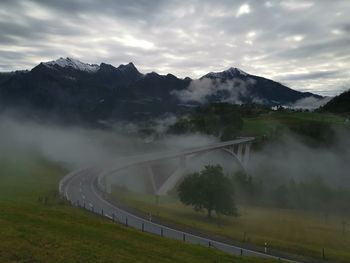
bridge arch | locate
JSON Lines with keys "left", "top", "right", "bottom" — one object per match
{"left": 98, "top": 138, "right": 254, "bottom": 196}
{"left": 155, "top": 141, "right": 252, "bottom": 195}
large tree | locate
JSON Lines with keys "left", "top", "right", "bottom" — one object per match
{"left": 177, "top": 165, "right": 237, "bottom": 218}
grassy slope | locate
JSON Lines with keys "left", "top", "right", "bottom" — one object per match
{"left": 241, "top": 111, "right": 348, "bottom": 137}
{"left": 321, "top": 89, "right": 350, "bottom": 113}
{"left": 0, "top": 154, "right": 276, "bottom": 263}
{"left": 113, "top": 191, "right": 350, "bottom": 263}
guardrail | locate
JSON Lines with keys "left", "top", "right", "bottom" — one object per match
{"left": 57, "top": 138, "right": 304, "bottom": 263}
{"left": 58, "top": 167, "right": 300, "bottom": 262}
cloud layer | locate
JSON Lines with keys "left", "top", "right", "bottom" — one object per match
{"left": 0, "top": 0, "right": 350, "bottom": 96}
{"left": 172, "top": 78, "right": 259, "bottom": 104}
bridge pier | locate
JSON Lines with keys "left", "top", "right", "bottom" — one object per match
{"left": 103, "top": 138, "right": 254, "bottom": 197}
{"left": 243, "top": 143, "right": 251, "bottom": 168}
{"left": 179, "top": 155, "right": 187, "bottom": 168}
{"left": 156, "top": 155, "right": 188, "bottom": 195}
{"left": 145, "top": 163, "right": 157, "bottom": 194}
{"left": 106, "top": 176, "right": 111, "bottom": 193}
{"left": 222, "top": 143, "right": 245, "bottom": 164}
{"left": 237, "top": 144, "right": 243, "bottom": 162}
{"left": 156, "top": 142, "right": 253, "bottom": 195}
{"left": 104, "top": 174, "right": 112, "bottom": 194}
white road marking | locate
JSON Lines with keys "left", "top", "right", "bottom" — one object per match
{"left": 88, "top": 175, "right": 298, "bottom": 262}
{"left": 62, "top": 168, "right": 295, "bottom": 261}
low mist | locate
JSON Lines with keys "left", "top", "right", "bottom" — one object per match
{"left": 250, "top": 129, "right": 350, "bottom": 186}
{"left": 0, "top": 115, "right": 220, "bottom": 172}
{"left": 1, "top": 114, "right": 349, "bottom": 196}
{"left": 171, "top": 77, "right": 262, "bottom": 104}
{"left": 0, "top": 116, "right": 140, "bottom": 170}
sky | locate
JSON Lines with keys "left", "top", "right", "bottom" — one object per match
{"left": 0, "top": 0, "right": 349, "bottom": 96}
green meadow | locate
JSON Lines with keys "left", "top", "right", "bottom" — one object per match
{"left": 0, "top": 153, "right": 276, "bottom": 263}
{"left": 113, "top": 190, "right": 350, "bottom": 263}
{"left": 241, "top": 111, "right": 349, "bottom": 137}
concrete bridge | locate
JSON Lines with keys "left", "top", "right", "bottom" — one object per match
{"left": 58, "top": 137, "right": 301, "bottom": 261}
{"left": 99, "top": 137, "right": 254, "bottom": 195}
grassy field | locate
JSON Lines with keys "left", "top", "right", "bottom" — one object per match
{"left": 112, "top": 190, "right": 350, "bottom": 263}
{"left": 0, "top": 153, "right": 277, "bottom": 263}
{"left": 241, "top": 111, "right": 349, "bottom": 137}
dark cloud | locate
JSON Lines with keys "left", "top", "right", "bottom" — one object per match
{"left": 277, "top": 38, "right": 350, "bottom": 60}
{"left": 0, "top": 0, "right": 349, "bottom": 96}
{"left": 278, "top": 70, "right": 346, "bottom": 81}
{"left": 36, "top": 0, "right": 166, "bottom": 22}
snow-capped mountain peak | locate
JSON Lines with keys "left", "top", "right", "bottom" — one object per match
{"left": 227, "top": 67, "right": 248, "bottom": 76}
{"left": 43, "top": 57, "right": 100, "bottom": 73}
{"left": 203, "top": 67, "right": 249, "bottom": 79}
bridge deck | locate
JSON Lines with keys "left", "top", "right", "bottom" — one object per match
{"left": 110, "top": 137, "right": 255, "bottom": 168}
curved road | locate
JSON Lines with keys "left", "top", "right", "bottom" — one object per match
{"left": 60, "top": 167, "right": 300, "bottom": 262}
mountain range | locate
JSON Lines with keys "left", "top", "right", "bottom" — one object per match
{"left": 0, "top": 57, "right": 322, "bottom": 123}
{"left": 321, "top": 89, "right": 350, "bottom": 113}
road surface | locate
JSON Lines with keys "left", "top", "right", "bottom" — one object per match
{"left": 60, "top": 167, "right": 300, "bottom": 262}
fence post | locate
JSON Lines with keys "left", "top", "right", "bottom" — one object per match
{"left": 208, "top": 241, "right": 211, "bottom": 247}
{"left": 183, "top": 233, "right": 186, "bottom": 242}
{"left": 126, "top": 217, "right": 128, "bottom": 227}
{"left": 240, "top": 249, "right": 243, "bottom": 256}
{"left": 101, "top": 209, "right": 104, "bottom": 216}
{"left": 322, "top": 248, "right": 325, "bottom": 260}
{"left": 142, "top": 222, "right": 144, "bottom": 232}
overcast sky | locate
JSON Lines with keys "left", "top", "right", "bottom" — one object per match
{"left": 0, "top": 0, "right": 349, "bottom": 96}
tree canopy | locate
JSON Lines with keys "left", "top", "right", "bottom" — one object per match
{"left": 177, "top": 165, "right": 237, "bottom": 218}
{"left": 168, "top": 103, "right": 245, "bottom": 140}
